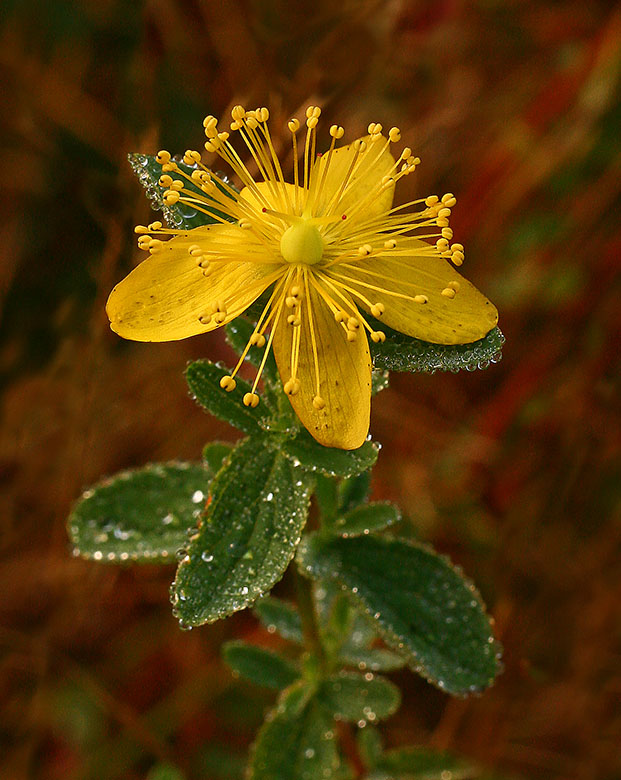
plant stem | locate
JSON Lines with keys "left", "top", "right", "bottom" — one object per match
{"left": 293, "top": 567, "right": 326, "bottom": 669}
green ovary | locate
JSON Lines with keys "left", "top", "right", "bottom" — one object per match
{"left": 280, "top": 220, "right": 324, "bottom": 265}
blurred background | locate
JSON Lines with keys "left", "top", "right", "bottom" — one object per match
{"left": 1, "top": 0, "right": 619, "bottom": 778}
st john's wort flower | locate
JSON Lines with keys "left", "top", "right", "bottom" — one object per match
{"left": 107, "top": 105, "right": 498, "bottom": 450}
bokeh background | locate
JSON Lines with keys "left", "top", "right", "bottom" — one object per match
{"left": 1, "top": 0, "right": 619, "bottom": 778}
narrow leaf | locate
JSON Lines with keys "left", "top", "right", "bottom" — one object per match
{"left": 370, "top": 746, "right": 479, "bottom": 780}
{"left": 186, "top": 360, "right": 273, "bottom": 434}
{"left": 338, "top": 646, "right": 406, "bottom": 673}
{"left": 317, "top": 672, "right": 400, "bottom": 723}
{"left": 298, "top": 534, "right": 501, "bottom": 695}
{"left": 283, "top": 430, "right": 379, "bottom": 478}
{"left": 69, "top": 462, "right": 215, "bottom": 563}
{"left": 370, "top": 325, "right": 505, "bottom": 374}
{"left": 334, "top": 502, "right": 400, "bottom": 537}
{"left": 173, "top": 439, "right": 312, "bottom": 625}
{"left": 254, "top": 597, "right": 303, "bottom": 644}
{"left": 202, "top": 441, "right": 233, "bottom": 473}
{"left": 223, "top": 641, "right": 299, "bottom": 690}
{"left": 337, "top": 471, "right": 371, "bottom": 514}
{"left": 249, "top": 684, "right": 341, "bottom": 780}
{"left": 128, "top": 153, "right": 236, "bottom": 230}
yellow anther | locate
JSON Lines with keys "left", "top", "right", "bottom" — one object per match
{"left": 388, "top": 127, "right": 401, "bottom": 142}
{"left": 448, "top": 281, "right": 461, "bottom": 292}
{"left": 370, "top": 303, "right": 385, "bottom": 318}
{"left": 220, "top": 375, "right": 237, "bottom": 391}
{"left": 290, "top": 285, "right": 302, "bottom": 297}
{"left": 161, "top": 161, "right": 177, "bottom": 172}
{"left": 134, "top": 225, "right": 149, "bottom": 234}
{"left": 230, "top": 120, "right": 243, "bottom": 131}
{"left": 203, "top": 115, "right": 217, "bottom": 128}
{"left": 346, "top": 330, "right": 358, "bottom": 342}
{"left": 148, "top": 239, "right": 163, "bottom": 252}
{"left": 201, "top": 265, "right": 212, "bottom": 277}
{"left": 170, "top": 180, "right": 183, "bottom": 191}
{"left": 384, "top": 238, "right": 397, "bottom": 250}
{"left": 147, "top": 221, "right": 162, "bottom": 232}
{"left": 330, "top": 125, "right": 345, "bottom": 139}
{"left": 358, "top": 244, "right": 373, "bottom": 256}
{"left": 198, "top": 313, "right": 212, "bottom": 324}
{"left": 164, "top": 190, "right": 180, "bottom": 205}
{"left": 243, "top": 393, "right": 260, "bottom": 408}
{"left": 288, "top": 118, "right": 300, "bottom": 133}
{"left": 437, "top": 217, "right": 449, "bottom": 228}
{"left": 452, "top": 243, "right": 464, "bottom": 252}
{"left": 217, "top": 131, "right": 230, "bottom": 142}
{"left": 425, "top": 195, "right": 439, "bottom": 207}
{"left": 353, "top": 139, "right": 367, "bottom": 153}
{"left": 285, "top": 296, "right": 297, "bottom": 308}
{"left": 250, "top": 333, "right": 266, "bottom": 347}
{"left": 442, "top": 193, "right": 456, "bottom": 205}
{"left": 438, "top": 207, "right": 451, "bottom": 218}
{"left": 213, "top": 312, "right": 226, "bottom": 324}
{"left": 239, "top": 219, "right": 252, "bottom": 230}
{"left": 158, "top": 175, "right": 173, "bottom": 187}
{"left": 188, "top": 245, "right": 203, "bottom": 256}
{"left": 441, "top": 287, "right": 456, "bottom": 299}
{"left": 347, "top": 317, "right": 360, "bottom": 331}
{"left": 287, "top": 314, "right": 301, "bottom": 326}
{"left": 313, "top": 396, "right": 326, "bottom": 410}
{"left": 156, "top": 150, "right": 171, "bottom": 164}
{"left": 400, "top": 147, "right": 412, "bottom": 160}
{"left": 246, "top": 116, "right": 259, "bottom": 130}
{"left": 231, "top": 105, "right": 246, "bottom": 121}
{"left": 335, "top": 311, "right": 348, "bottom": 323}
{"left": 414, "top": 294, "right": 428, "bottom": 304}
{"left": 441, "top": 227, "right": 454, "bottom": 239}
{"left": 370, "top": 331, "right": 386, "bottom": 343}
{"left": 306, "top": 116, "right": 319, "bottom": 129}
{"left": 284, "top": 378, "right": 300, "bottom": 396}
{"left": 258, "top": 107, "right": 269, "bottom": 122}
{"left": 305, "top": 106, "right": 314, "bottom": 118}
{"left": 451, "top": 253, "right": 464, "bottom": 266}
{"left": 367, "top": 122, "right": 379, "bottom": 135}
{"left": 436, "top": 238, "right": 450, "bottom": 252}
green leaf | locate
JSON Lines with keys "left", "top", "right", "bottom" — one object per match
{"left": 334, "top": 502, "right": 400, "bottom": 537}
{"left": 254, "top": 597, "right": 303, "bottom": 644}
{"left": 146, "top": 764, "right": 186, "bottom": 780}
{"left": 225, "top": 318, "right": 278, "bottom": 385}
{"left": 249, "top": 683, "right": 341, "bottom": 780}
{"left": 68, "top": 462, "right": 216, "bottom": 563}
{"left": 337, "top": 471, "right": 371, "bottom": 514}
{"left": 283, "top": 430, "right": 379, "bottom": 478}
{"left": 317, "top": 672, "right": 400, "bottom": 723}
{"left": 202, "top": 441, "right": 234, "bottom": 472}
{"left": 186, "top": 360, "right": 274, "bottom": 435}
{"left": 223, "top": 641, "right": 299, "bottom": 690}
{"left": 371, "top": 369, "right": 390, "bottom": 395}
{"left": 173, "top": 438, "right": 313, "bottom": 625}
{"left": 128, "top": 153, "right": 236, "bottom": 231}
{"left": 338, "top": 646, "right": 406, "bottom": 673}
{"left": 298, "top": 534, "right": 501, "bottom": 695}
{"left": 370, "top": 325, "right": 505, "bottom": 374}
{"left": 357, "top": 727, "right": 384, "bottom": 769}
{"left": 370, "top": 747, "right": 479, "bottom": 780}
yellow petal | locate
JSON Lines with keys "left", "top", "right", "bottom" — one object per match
{"left": 239, "top": 181, "right": 299, "bottom": 214}
{"left": 310, "top": 135, "right": 396, "bottom": 218}
{"left": 272, "top": 280, "right": 372, "bottom": 450}
{"left": 331, "top": 241, "right": 498, "bottom": 344}
{"left": 106, "top": 225, "right": 279, "bottom": 342}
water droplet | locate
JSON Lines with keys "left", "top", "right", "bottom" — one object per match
{"left": 201, "top": 551, "right": 214, "bottom": 563}
{"left": 265, "top": 492, "right": 274, "bottom": 501}
{"left": 192, "top": 490, "right": 205, "bottom": 503}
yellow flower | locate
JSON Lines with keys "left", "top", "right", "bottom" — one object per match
{"left": 107, "top": 105, "right": 498, "bottom": 450}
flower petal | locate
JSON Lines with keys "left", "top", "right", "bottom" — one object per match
{"left": 239, "top": 181, "right": 299, "bottom": 214}
{"left": 272, "top": 280, "right": 372, "bottom": 450}
{"left": 106, "top": 225, "right": 279, "bottom": 342}
{"left": 311, "top": 135, "right": 396, "bottom": 218}
{"left": 330, "top": 241, "right": 498, "bottom": 344}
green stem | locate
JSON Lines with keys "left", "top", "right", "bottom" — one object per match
{"left": 293, "top": 567, "right": 326, "bottom": 670}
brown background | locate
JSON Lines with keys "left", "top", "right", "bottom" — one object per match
{"left": 1, "top": 1, "right": 619, "bottom": 778}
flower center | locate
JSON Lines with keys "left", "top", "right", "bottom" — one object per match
{"left": 279, "top": 219, "right": 323, "bottom": 265}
